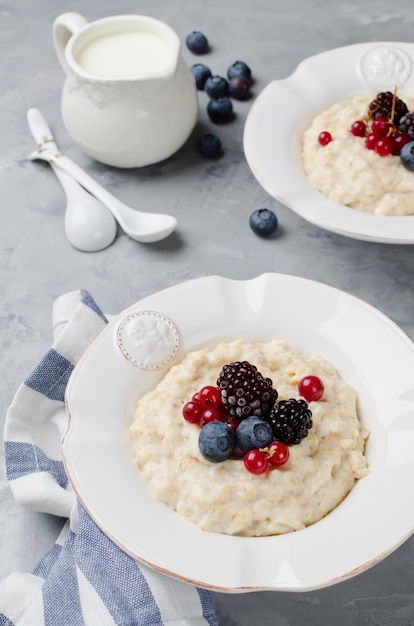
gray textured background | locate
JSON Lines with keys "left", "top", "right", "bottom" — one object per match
{"left": 1, "top": 1, "right": 414, "bottom": 624}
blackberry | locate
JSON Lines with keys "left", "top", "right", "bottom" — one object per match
{"left": 217, "top": 361, "right": 278, "bottom": 419}
{"left": 398, "top": 112, "right": 414, "bottom": 139}
{"left": 368, "top": 91, "right": 409, "bottom": 124}
{"left": 266, "top": 398, "right": 313, "bottom": 445}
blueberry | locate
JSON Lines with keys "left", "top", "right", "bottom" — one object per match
{"left": 228, "top": 76, "right": 251, "bottom": 100}
{"left": 205, "top": 75, "right": 229, "bottom": 98}
{"left": 191, "top": 63, "right": 212, "bottom": 89}
{"left": 236, "top": 416, "right": 273, "bottom": 454}
{"left": 198, "top": 133, "right": 223, "bottom": 158}
{"left": 249, "top": 209, "right": 278, "bottom": 237}
{"left": 227, "top": 60, "right": 252, "bottom": 83}
{"left": 400, "top": 141, "right": 414, "bottom": 171}
{"left": 186, "top": 31, "right": 209, "bottom": 54}
{"left": 207, "top": 97, "right": 234, "bottom": 123}
{"left": 198, "top": 421, "right": 236, "bottom": 462}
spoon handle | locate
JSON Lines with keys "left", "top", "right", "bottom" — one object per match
{"left": 51, "top": 155, "right": 129, "bottom": 230}
{"left": 26, "top": 109, "right": 128, "bottom": 230}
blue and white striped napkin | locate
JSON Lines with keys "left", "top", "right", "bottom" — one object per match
{"left": 1, "top": 289, "right": 218, "bottom": 626}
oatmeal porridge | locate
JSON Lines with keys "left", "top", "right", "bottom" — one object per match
{"left": 130, "top": 339, "right": 369, "bottom": 537}
{"left": 302, "top": 94, "right": 414, "bottom": 215}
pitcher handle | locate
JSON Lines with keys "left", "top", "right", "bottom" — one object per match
{"left": 53, "top": 12, "right": 88, "bottom": 75}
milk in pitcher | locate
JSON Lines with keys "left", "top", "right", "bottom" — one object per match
{"left": 77, "top": 31, "right": 171, "bottom": 77}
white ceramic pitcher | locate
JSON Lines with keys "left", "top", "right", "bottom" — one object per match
{"left": 53, "top": 13, "right": 198, "bottom": 168}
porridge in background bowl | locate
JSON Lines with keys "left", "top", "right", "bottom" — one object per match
{"left": 302, "top": 92, "right": 414, "bottom": 215}
{"left": 130, "top": 339, "right": 369, "bottom": 537}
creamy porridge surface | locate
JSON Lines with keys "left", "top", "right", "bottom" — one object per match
{"left": 130, "top": 339, "right": 369, "bottom": 537}
{"left": 302, "top": 94, "right": 414, "bottom": 215}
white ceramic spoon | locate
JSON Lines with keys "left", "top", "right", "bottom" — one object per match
{"left": 51, "top": 164, "right": 117, "bottom": 252}
{"left": 27, "top": 109, "right": 177, "bottom": 244}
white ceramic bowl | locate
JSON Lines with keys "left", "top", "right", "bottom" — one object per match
{"left": 244, "top": 42, "right": 414, "bottom": 243}
{"left": 64, "top": 274, "right": 414, "bottom": 592}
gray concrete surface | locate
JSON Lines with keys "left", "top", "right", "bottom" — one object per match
{"left": 1, "top": 1, "right": 414, "bottom": 624}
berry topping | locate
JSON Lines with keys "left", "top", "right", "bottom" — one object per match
{"left": 243, "top": 448, "right": 268, "bottom": 474}
{"left": 198, "top": 420, "right": 236, "bottom": 462}
{"left": 217, "top": 361, "right": 278, "bottom": 419}
{"left": 228, "top": 76, "right": 251, "bottom": 100}
{"left": 182, "top": 400, "right": 203, "bottom": 424}
{"left": 235, "top": 415, "right": 274, "bottom": 453}
{"left": 350, "top": 120, "right": 366, "bottom": 137}
{"left": 191, "top": 63, "right": 212, "bottom": 89}
{"left": 226, "top": 417, "right": 240, "bottom": 432}
{"left": 200, "top": 406, "right": 226, "bottom": 425}
{"left": 368, "top": 91, "right": 408, "bottom": 124}
{"left": 227, "top": 60, "right": 252, "bottom": 83}
{"left": 266, "top": 441, "right": 290, "bottom": 467}
{"left": 207, "top": 97, "right": 234, "bottom": 123}
{"left": 298, "top": 375, "right": 324, "bottom": 402}
{"left": 198, "top": 133, "right": 223, "bottom": 158}
{"left": 199, "top": 385, "right": 222, "bottom": 408}
{"left": 392, "top": 131, "right": 411, "bottom": 155}
{"left": 267, "top": 398, "right": 313, "bottom": 445}
{"left": 186, "top": 31, "right": 209, "bottom": 54}
{"left": 375, "top": 136, "right": 393, "bottom": 157}
{"left": 400, "top": 141, "right": 414, "bottom": 171}
{"left": 249, "top": 208, "right": 278, "bottom": 237}
{"left": 318, "top": 131, "right": 332, "bottom": 146}
{"left": 371, "top": 117, "right": 393, "bottom": 137}
{"left": 365, "top": 133, "right": 377, "bottom": 150}
{"left": 204, "top": 75, "right": 229, "bottom": 98}
{"left": 398, "top": 112, "right": 414, "bottom": 139}
{"left": 348, "top": 91, "right": 414, "bottom": 157}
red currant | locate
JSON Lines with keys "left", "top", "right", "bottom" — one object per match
{"left": 200, "top": 407, "right": 226, "bottom": 425}
{"left": 371, "top": 117, "right": 392, "bottom": 137}
{"left": 392, "top": 131, "right": 411, "bottom": 155}
{"left": 298, "top": 375, "right": 324, "bottom": 402}
{"left": 199, "top": 385, "right": 221, "bottom": 408}
{"left": 226, "top": 417, "right": 240, "bottom": 432}
{"left": 192, "top": 391, "right": 200, "bottom": 402}
{"left": 365, "top": 133, "right": 376, "bottom": 150}
{"left": 266, "top": 441, "right": 290, "bottom": 467}
{"left": 318, "top": 131, "right": 332, "bottom": 146}
{"left": 350, "top": 120, "right": 366, "bottom": 137}
{"left": 375, "top": 137, "right": 393, "bottom": 156}
{"left": 244, "top": 449, "right": 268, "bottom": 474}
{"left": 182, "top": 400, "right": 203, "bottom": 424}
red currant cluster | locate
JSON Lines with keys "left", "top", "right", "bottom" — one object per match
{"left": 182, "top": 385, "right": 238, "bottom": 429}
{"left": 318, "top": 117, "right": 411, "bottom": 157}
{"left": 243, "top": 442, "right": 289, "bottom": 474}
{"left": 350, "top": 117, "right": 411, "bottom": 157}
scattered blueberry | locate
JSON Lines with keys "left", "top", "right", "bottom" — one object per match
{"left": 236, "top": 416, "right": 273, "bottom": 454}
{"left": 400, "top": 141, "right": 414, "bottom": 171}
{"left": 205, "top": 75, "right": 229, "bottom": 98}
{"left": 228, "top": 76, "right": 251, "bottom": 100}
{"left": 227, "top": 60, "right": 252, "bottom": 83}
{"left": 186, "top": 31, "right": 209, "bottom": 54}
{"left": 191, "top": 63, "right": 212, "bottom": 89}
{"left": 207, "top": 97, "right": 234, "bottom": 123}
{"left": 198, "top": 133, "right": 223, "bottom": 158}
{"left": 198, "top": 421, "right": 236, "bottom": 462}
{"left": 249, "top": 209, "right": 278, "bottom": 237}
